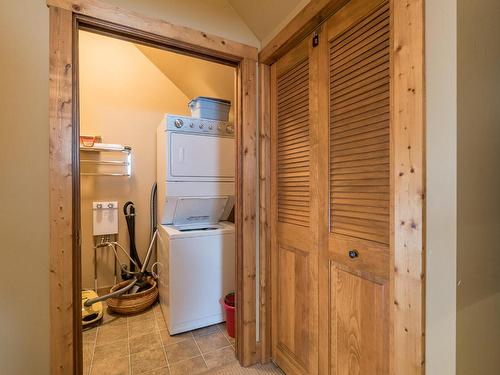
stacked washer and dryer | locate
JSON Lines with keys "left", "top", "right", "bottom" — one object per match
{"left": 156, "top": 114, "right": 236, "bottom": 334}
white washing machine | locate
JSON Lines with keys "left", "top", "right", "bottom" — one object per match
{"left": 157, "top": 222, "right": 235, "bottom": 334}
{"left": 156, "top": 114, "right": 236, "bottom": 334}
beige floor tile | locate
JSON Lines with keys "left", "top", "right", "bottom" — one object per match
{"left": 152, "top": 303, "right": 162, "bottom": 314}
{"left": 203, "top": 346, "right": 236, "bottom": 369}
{"left": 96, "top": 325, "right": 128, "bottom": 345}
{"left": 159, "top": 329, "right": 192, "bottom": 347}
{"left": 192, "top": 325, "right": 220, "bottom": 337}
{"left": 128, "top": 308, "right": 155, "bottom": 323}
{"left": 194, "top": 331, "right": 230, "bottom": 354}
{"left": 83, "top": 359, "right": 91, "bottom": 375}
{"left": 83, "top": 341, "right": 95, "bottom": 364}
{"left": 217, "top": 323, "right": 235, "bottom": 345}
{"left": 129, "top": 332, "right": 162, "bottom": 354}
{"left": 141, "top": 367, "right": 169, "bottom": 375}
{"left": 91, "top": 355, "right": 130, "bottom": 375}
{"left": 130, "top": 348, "right": 167, "bottom": 375}
{"left": 203, "top": 362, "right": 284, "bottom": 374}
{"left": 93, "top": 338, "right": 128, "bottom": 362}
{"left": 169, "top": 356, "right": 208, "bottom": 375}
{"left": 155, "top": 315, "right": 167, "bottom": 330}
{"left": 83, "top": 328, "right": 97, "bottom": 344}
{"left": 129, "top": 318, "right": 157, "bottom": 338}
{"left": 101, "top": 308, "right": 127, "bottom": 327}
{"left": 164, "top": 337, "right": 201, "bottom": 364}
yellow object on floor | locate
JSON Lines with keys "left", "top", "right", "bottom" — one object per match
{"left": 81, "top": 290, "right": 103, "bottom": 326}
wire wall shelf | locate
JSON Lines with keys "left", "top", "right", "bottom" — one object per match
{"left": 80, "top": 145, "right": 132, "bottom": 177}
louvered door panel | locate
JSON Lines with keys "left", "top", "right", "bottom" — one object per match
{"left": 326, "top": 1, "right": 390, "bottom": 374}
{"left": 329, "top": 0, "right": 390, "bottom": 245}
{"left": 277, "top": 58, "right": 310, "bottom": 227}
{"left": 271, "top": 37, "right": 319, "bottom": 375}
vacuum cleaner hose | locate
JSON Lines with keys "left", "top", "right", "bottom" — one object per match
{"left": 149, "top": 183, "right": 157, "bottom": 241}
{"left": 124, "top": 201, "right": 142, "bottom": 271}
{"left": 84, "top": 278, "right": 138, "bottom": 307}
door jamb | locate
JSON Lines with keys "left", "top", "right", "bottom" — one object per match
{"left": 48, "top": 2, "right": 258, "bottom": 374}
{"left": 258, "top": 0, "right": 426, "bottom": 373}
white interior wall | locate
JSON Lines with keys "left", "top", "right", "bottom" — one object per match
{"left": 425, "top": 1, "right": 458, "bottom": 374}
{"left": 425, "top": 1, "right": 457, "bottom": 374}
{"left": 227, "top": 0, "right": 310, "bottom": 46}
{"left": 457, "top": 0, "right": 500, "bottom": 373}
{"left": 0, "top": 2, "right": 50, "bottom": 374}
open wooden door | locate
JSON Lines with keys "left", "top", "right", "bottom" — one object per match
{"left": 270, "top": 34, "right": 321, "bottom": 375}
{"left": 323, "top": 0, "right": 391, "bottom": 373}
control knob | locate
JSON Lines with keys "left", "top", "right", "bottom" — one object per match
{"left": 174, "top": 119, "right": 184, "bottom": 128}
{"left": 199, "top": 123, "right": 205, "bottom": 129}
{"left": 226, "top": 124, "right": 234, "bottom": 134}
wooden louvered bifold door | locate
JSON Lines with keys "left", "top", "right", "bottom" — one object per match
{"left": 270, "top": 36, "right": 320, "bottom": 375}
{"left": 277, "top": 57, "right": 310, "bottom": 228}
{"left": 325, "top": 0, "right": 391, "bottom": 374}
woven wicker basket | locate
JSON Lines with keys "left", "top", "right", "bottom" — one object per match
{"left": 107, "top": 277, "right": 158, "bottom": 315}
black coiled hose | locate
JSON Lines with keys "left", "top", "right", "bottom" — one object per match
{"left": 123, "top": 201, "right": 142, "bottom": 272}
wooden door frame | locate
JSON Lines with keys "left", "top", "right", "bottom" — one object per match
{"left": 48, "top": 1, "right": 258, "bottom": 374}
{"left": 258, "top": 0, "right": 426, "bottom": 374}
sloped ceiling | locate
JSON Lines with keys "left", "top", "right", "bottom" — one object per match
{"left": 228, "top": 0, "right": 311, "bottom": 46}
{"left": 136, "top": 44, "right": 235, "bottom": 109}
{"left": 132, "top": 0, "right": 313, "bottom": 110}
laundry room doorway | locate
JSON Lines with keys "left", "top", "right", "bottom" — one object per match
{"left": 47, "top": 3, "right": 258, "bottom": 374}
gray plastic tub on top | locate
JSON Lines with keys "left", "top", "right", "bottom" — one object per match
{"left": 188, "top": 96, "right": 231, "bottom": 121}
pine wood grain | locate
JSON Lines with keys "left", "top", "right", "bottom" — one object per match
{"left": 270, "top": 36, "right": 320, "bottom": 375}
{"left": 259, "top": 63, "right": 272, "bottom": 363}
{"left": 235, "top": 58, "right": 258, "bottom": 366}
{"left": 47, "top": 0, "right": 257, "bottom": 61}
{"left": 48, "top": 6, "right": 75, "bottom": 375}
{"left": 391, "top": 0, "right": 426, "bottom": 373}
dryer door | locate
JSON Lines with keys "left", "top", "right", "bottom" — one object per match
{"left": 169, "top": 133, "right": 235, "bottom": 179}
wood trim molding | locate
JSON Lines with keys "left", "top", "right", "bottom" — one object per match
{"left": 258, "top": 0, "right": 349, "bottom": 65}
{"left": 47, "top": 0, "right": 258, "bottom": 61}
{"left": 48, "top": 6, "right": 75, "bottom": 375}
{"left": 235, "top": 58, "right": 258, "bottom": 366}
{"left": 48, "top": 2, "right": 259, "bottom": 373}
{"left": 258, "top": 63, "right": 272, "bottom": 363}
{"left": 391, "top": 0, "right": 426, "bottom": 373}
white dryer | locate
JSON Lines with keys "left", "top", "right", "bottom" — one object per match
{"left": 157, "top": 222, "right": 235, "bottom": 334}
{"left": 156, "top": 115, "right": 235, "bottom": 228}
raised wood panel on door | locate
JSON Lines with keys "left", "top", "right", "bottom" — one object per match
{"left": 330, "top": 266, "right": 389, "bottom": 374}
{"left": 326, "top": 0, "right": 390, "bottom": 373}
{"left": 271, "top": 37, "right": 319, "bottom": 375}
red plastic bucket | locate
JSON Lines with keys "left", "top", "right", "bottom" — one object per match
{"left": 223, "top": 293, "right": 236, "bottom": 338}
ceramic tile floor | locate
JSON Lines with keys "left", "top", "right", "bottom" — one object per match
{"left": 83, "top": 302, "right": 237, "bottom": 375}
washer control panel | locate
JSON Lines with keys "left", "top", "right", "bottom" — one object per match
{"left": 166, "top": 115, "right": 234, "bottom": 137}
